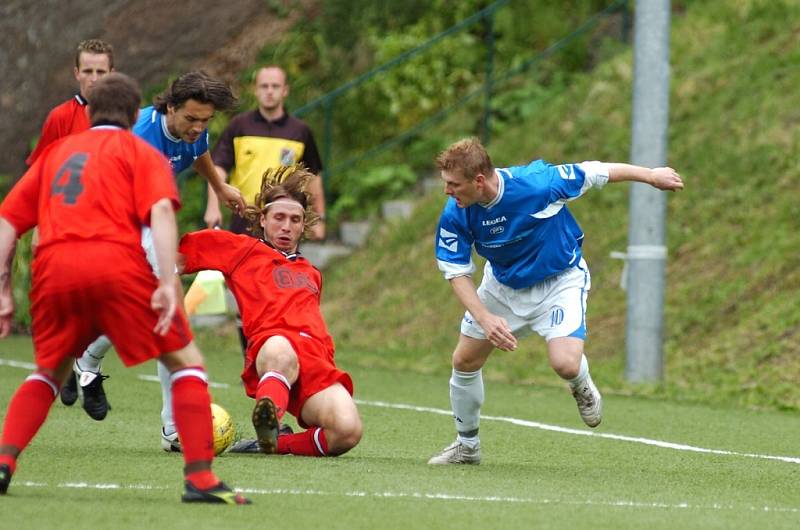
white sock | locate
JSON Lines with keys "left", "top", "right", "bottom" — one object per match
{"left": 158, "top": 361, "right": 175, "bottom": 435}
{"left": 566, "top": 354, "right": 590, "bottom": 390}
{"left": 450, "top": 368, "right": 483, "bottom": 449}
{"left": 76, "top": 335, "right": 112, "bottom": 373}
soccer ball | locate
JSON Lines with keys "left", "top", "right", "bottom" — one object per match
{"left": 211, "top": 403, "right": 236, "bottom": 455}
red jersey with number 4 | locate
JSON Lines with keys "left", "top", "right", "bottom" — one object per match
{"left": 179, "top": 229, "right": 334, "bottom": 349}
{"left": 26, "top": 95, "right": 91, "bottom": 166}
{"left": 0, "top": 125, "right": 179, "bottom": 252}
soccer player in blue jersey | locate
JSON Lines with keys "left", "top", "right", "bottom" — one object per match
{"left": 62, "top": 73, "right": 246, "bottom": 450}
{"left": 428, "top": 137, "right": 683, "bottom": 465}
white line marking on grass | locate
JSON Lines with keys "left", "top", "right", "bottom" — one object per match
{"left": 13, "top": 481, "right": 800, "bottom": 513}
{"left": 137, "top": 374, "right": 230, "bottom": 389}
{"left": 355, "top": 399, "right": 800, "bottom": 465}
{"left": 0, "top": 360, "right": 231, "bottom": 389}
{"left": 0, "top": 358, "right": 36, "bottom": 370}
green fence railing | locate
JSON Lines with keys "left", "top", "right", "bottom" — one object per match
{"left": 295, "top": 0, "right": 629, "bottom": 197}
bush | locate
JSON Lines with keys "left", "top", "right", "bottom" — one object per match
{"left": 329, "top": 163, "right": 417, "bottom": 221}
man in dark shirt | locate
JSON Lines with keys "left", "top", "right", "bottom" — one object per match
{"left": 211, "top": 66, "right": 326, "bottom": 240}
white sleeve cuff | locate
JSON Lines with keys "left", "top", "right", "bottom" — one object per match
{"left": 438, "top": 259, "right": 476, "bottom": 280}
{"left": 580, "top": 161, "right": 609, "bottom": 189}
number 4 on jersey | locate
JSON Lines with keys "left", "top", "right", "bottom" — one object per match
{"left": 51, "top": 152, "right": 88, "bottom": 204}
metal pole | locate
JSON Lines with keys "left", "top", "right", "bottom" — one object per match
{"left": 482, "top": 10, "right": 495, "bottom": 145}
{"left": 625, "top": 0, "right": 671, "bottom": 382}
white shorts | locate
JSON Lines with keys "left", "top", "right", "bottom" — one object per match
{"left": 140, "top": 226, "right": 160, "bottom": 277}
{"left": 140, "top": 226, "right": 178, "bottom": 279}
{"left": 460, "top": 259, "right": 591, "bottom": 342}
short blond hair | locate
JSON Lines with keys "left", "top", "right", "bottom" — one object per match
{"left": 435, "top": 137, "right": 494, "bottom": 181}
{"left": 75, "top": 39, "right": 114, "bottom": 69}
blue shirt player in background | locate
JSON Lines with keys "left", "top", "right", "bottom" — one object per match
{"left": 428, "top": 137, "right": 684, "bottom": 465}
{"left": 133, "top": 70, "right": 244, "bottom": 224}
{"left": 133, "top": 71, "right": 247, "bottom": 451}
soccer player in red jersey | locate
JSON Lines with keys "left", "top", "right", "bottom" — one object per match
{"left": 0, "top": 73, "right": 250, "bottom": 504}
{"left": 178, "top": 166, "right": 362, "bottom": 457}
{"left": 26, "top": 39, "right": 114, "bottom": 166}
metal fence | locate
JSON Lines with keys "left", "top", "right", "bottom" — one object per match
{"left": 295, "top": 0, "right": 629, "bottom": 194}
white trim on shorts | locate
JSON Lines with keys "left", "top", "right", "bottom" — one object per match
{"left": 460, "top": 258, "right": 591, "bottom": 343}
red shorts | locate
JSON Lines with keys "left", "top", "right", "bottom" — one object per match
{"left": 242, "top": 330, "right": 353, "bottom": 425}
{"left": 30, "top": 243, "right": 193, "bottom": 370}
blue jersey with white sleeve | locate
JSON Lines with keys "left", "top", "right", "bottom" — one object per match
{"left": 435, "top": 160, "right": 609, "bottom": 289}
{"left": 132, "top": 106, "right": 209, "bottom": 176}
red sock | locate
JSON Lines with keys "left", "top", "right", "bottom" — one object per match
{"left": 185, "top": 470, "right": 219, "bottom": 490}
{"left": 277, "top": 427, "right": 328, "bottom": 456}
{"left": 170, "top": 367, "right": 217, "bottom": 484}
{"left": 0, "top": 374, "right": 59, "bottom": 473}
{"left": 255, "top": 371, "right": 290, "bottom": 422}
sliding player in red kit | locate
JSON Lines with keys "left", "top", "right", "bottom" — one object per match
{"left": 0, "top": 73, "right": 249, "bottom": 504}
{"left": 178, "top": 166, "right": 362, "bottom": 457}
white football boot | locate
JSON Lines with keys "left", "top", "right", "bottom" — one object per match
{"left": 571, "top": 373, "right": 602, "bottom": 427}
{"left": 427, "top": 439, "right": 481, "bottom": 465}
{"left": 161, "top": 427, "right": 181, "bottom": 452}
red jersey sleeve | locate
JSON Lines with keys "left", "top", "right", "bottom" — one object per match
{"left": 26, "top": 109, "right": 64, "bottom": 167}
{"left": 179, "top": 229, "right": 255, "bottom": 275}
{"left": 26, "top": 99, "right": 90, "bottom": 167}
{"left": 132, "top": 138, "right": 181, "bottom": 225}
{"left": 0, "top": 159, "right": 44, "bottom": 235}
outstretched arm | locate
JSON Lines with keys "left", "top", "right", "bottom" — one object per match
{"left": 0, "top": 218, "right": 18, "bottom": 338}
{"left": 607, "top": 163, "right": 684, "bottom": 191}
{"left": 307, "top": 174, "right": 326, "bottom": 240}
{"left": 203, "top": 165, "right": 228, "bottom": 228}
{"left": 449, "top": 275, "right": 517, "bottom": 352}
{"left": 193, "top": 152, "right": 246, "bottom": 224}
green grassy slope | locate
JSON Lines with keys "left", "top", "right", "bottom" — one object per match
{"left": 321, "top": 0, "right": 800, "bottom": 411}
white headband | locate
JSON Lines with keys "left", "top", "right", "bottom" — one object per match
{"left": 264, "top": 199, "right": 304, "bottom": 211}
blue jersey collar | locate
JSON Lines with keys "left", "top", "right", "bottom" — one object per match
{"left": 480, "top": 169, "right": 506, "bottom": 209}
{"left": 160, "top": 113, "right": 181, "bottom": 144}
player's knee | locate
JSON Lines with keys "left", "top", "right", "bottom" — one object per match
{"left": 452, "top": 353, "right": 483, "bottom": 372}
{"left": 256, "top": 350, "right": 298, "bottom": 379}
{"left": 161, "top": 341, "right": 205, "bottom": 371}
{"left": 257, "top": 336, "right": 299, "bottom": 375}
{"left": 550, "top": 354, "right": 580, "bottom": 379}
{"left": 329, "top": 416, "right": 362, "bottom": 454}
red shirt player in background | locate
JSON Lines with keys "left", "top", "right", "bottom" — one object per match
{"left": 178, "top": 165, "right": 362, "bottom": 457}
{"left": 0, "top": 73, "right": 249, "bottom": 505}
{"left": 26, "top": 39, "right": 114, "bottom": 166}
{"left": 28, "top": 39, "right": 115, "bottom": 411}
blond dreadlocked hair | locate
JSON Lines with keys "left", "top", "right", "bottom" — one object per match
{"left": 242, "top": 164, "right": 320, "bottom": 238}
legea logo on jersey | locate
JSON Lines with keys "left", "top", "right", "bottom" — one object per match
{"left": 438, "top": 227, "right": 458, "bottom": 252}
{"left": 557, "top": 165, "right": 575, "bottom": 180}
{"left": 490, "top": 225, "right": 504, "bottom": 235}
{"left": 168, "top": 154, "right": 182, "bottom": 169}
{"left": 482, "top": 215, "right": 506, "bottom": 226}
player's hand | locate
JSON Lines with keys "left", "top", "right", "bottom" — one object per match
{"left": 203, "top": 203, "right": 223, "bottom": 229}
{"left": 218, "top": 183, "right": 247, "bottom": 215}
{"left": 309, "top": 221, "right": 326, "bottom": 241}
{"left": 479, "top": 314, "right": 517, "bottom": 351}
{"left": 0, "top": 292, "right": 14, "bottom": 338}
{"left": 151, "top": 283, "right": 177, "bottom": 336}
{"left": 650, "top": 167, "right": 684, "bottom": 191}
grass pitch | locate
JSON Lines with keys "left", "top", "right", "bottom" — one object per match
{"left": 1, "top": 333, "right": 799, "bottom": 529}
